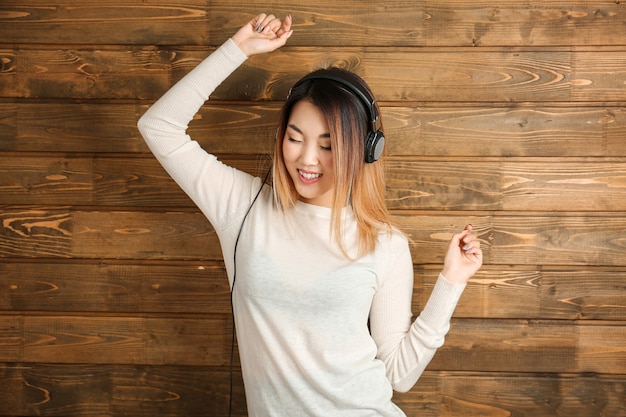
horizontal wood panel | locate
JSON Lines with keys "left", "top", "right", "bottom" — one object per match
{"left": 2, "top": 209, "right": 626, "bottom": 266}
{"left": 2, "top": 365, "right": 625, "bottom": 417}
{"left": 0, "top": 262, "right": 232, "bottom": 314}
{"left": 0, "top": 363, "right": 247, "bottom": 417}
{"left": 2, "top": 262, "right": 625, "bottom": 321}
{"left": 3, "top": 156, "right": 626, "bottom": 211}
{"left": 432, "top": 319, "right": 626, "bottom": 374}
{"left": 1, "top": 316, "right": 624, "bottom": 374}
{"left": 386, "top": 160, "right": 626, "bottom": 211}
{"left": 399, "top": 215, "right": 626, "bottom": 267}
{"left": 2, "top": 102, "right": 626, "bottom": 157}
{"left": 2, "top": 1, "right": 625, "bottom": 47}
{"left": 394, "top": 372, "right": 626, "bottom": 417}
{"left": 0, "top": 208, "right": 217, "bottom": 259}
{"left": 423, "top": 267, "right": 626, "bottom": 321}
{"left": 0, "top": 315, "right": 233, "bottom": 366}
{"left": 3, "top": 48, "right": 626, "bottom": 102}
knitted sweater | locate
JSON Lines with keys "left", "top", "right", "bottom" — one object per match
{"left": 138, "top": 38, "right": 466, "bottom": 417}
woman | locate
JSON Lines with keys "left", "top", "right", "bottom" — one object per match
{"left": 138, "top": 13, "right": 482, "bottom": 417}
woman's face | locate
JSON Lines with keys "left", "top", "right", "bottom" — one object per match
{"left": 282, "top": 99, "right": 335, "bottom": 207}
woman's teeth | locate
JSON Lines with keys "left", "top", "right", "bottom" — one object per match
{"left": 299, "top": 170, "right": 321, "bottom": 180}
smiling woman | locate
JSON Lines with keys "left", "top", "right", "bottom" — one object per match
{"left": 271, "top": 66, "right": 392, "bottom": 258}
{"left": 137, "top": 12, "right": 482, "bottom": 417}
{"left": 0, "top": 0, "right": 625, "bottom": 416}
{"left": 281, "top": 99, "right": 335, "bottom": 208}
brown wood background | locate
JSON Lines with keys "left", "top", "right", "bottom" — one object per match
{"left": 1, "top": 1, "right": 626, "bottom": 416}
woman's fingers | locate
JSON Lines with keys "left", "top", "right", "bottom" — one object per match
{"left": 255, "top": 14, "right": 292, "bottom": 38}
{"left": 233, "top": 13, "right": 293, "bottom": 56}
{"left": 255, "top": 14, "right": 278, "bottom": 33}
{"left": 276, "top": 14, "right": 292, "bottom": 37}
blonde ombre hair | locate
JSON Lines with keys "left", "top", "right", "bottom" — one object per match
{"left": 272, "top": 68, "right": 393, "bottom": 258}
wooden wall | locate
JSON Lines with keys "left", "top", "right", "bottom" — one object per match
{"left": 1, "top": 1, "right": 626, "bottom": 416}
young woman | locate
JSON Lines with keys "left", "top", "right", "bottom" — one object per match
{"left": 138, "top": 13, "right": 482, "bottom": 417}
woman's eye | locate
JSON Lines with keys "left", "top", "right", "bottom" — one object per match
{"left": 321, "top": 145, "right": 332, "bottom": 151}
{"left": 287, "top": 137, "right": 301, "bottom": 143}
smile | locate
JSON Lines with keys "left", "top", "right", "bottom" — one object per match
{"left": 298, "top": 169, "right": 322, "bottom": 181}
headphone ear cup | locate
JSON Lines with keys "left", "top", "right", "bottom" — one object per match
{"left": 364, "top": 130, "right": 385, "bottom": 163}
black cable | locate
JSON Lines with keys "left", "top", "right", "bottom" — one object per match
{"left": 228, "top": 166, "right": 272, "bottom": 417}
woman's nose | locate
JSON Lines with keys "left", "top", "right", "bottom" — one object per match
{"left": 298, "top": 142, "right": 318, "bottom": 165}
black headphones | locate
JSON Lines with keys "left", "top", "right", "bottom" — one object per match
{"left": 289, "top": 68, "right": 385, "bottom": 163}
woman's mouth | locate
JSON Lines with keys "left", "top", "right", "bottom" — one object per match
{"left": 298, "top": 169, "right": 322, "bottom": 182}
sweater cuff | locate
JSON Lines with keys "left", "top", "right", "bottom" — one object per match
{"left": 418, "top": 273, "right": 466, "bottom": 333}
{"left": 222, "top": 38, "right": 249, "bottom": 66}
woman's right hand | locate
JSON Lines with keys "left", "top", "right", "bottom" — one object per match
{"left": 232, "top": 13, "right": 293, "bottom": 57}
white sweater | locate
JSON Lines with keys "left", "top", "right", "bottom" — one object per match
{"left": 138, "top": 38, "right": 466, "bottom": 417}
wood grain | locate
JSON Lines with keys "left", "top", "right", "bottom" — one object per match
{"left": 394, "top": 372, "right": 626, "bottom": 417}
{"left": 2, "top": 1, "right": 625, "bottom": 47}
{"left": 3, "top": 48, "right": 626, "bottom": 102}
{"left": 2, "top": 365, "right": 625, "bottom": 417}
{"left": 0, "top": 262, "right": 231, "bottom": 314}
{"left": 0, "top": 363, "right": 247, "bottom": 417}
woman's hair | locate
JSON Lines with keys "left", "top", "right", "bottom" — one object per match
{"left": 272, "top": 68, "right": 393, "bottom": 258}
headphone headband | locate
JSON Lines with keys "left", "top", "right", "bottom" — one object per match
{"left": 289, "top": 68, "right": 385, "bottom": 163}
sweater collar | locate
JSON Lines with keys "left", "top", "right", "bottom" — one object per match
{"left": 294, "top": 200, "right": 354, "bottom": 220}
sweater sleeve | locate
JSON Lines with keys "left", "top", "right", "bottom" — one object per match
{"left": 369, "top": 236, "right": 466, "bottom": 393}
{"left": 137, "top": 39, "right": 264, "bottom": 231}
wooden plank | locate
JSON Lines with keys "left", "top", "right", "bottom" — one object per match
{"left": 386, "top": 159, "right": 626, "bottom": 211}
{"left": 431, "top": 320, "right": 626, "bottom": 375}
{"left": 3, "top": 315, "right": 234, "bottom": 366}
{"left": 0, "top": 156, "right": 94, "bottom": 206}
{"left": 431, "top": 319, "right": 578, "bottom": 373}
{"left": 417, "top": 1, "right": 626, "bottom": 48}
{"left": 0, "top": 363, "right": 247, "bottom": 417}
{"left": 3, "top": 156, "right": 626, "bottom": 211}
{"left": 207, "top": 1, "right": 626, "bottom": 48}
{"left": 394, "top": 372, "right": 626, "bottom": 417}
{"left": 383, "top": 105, "right": 626, "bottom": 158}
{"left": 398, "top": 214, "right": 626, "bottom": 267}
{"left": 1, "top": 316, "right": 624, "bottom": 373}
{"left": 0, "top": 208, "right": 219, "bottom": 259}
{"left": 419, "top": 267, "right": 626, "bottom": 321}
{"left": 579, "top": 324, "right": 626, "bottom": 373}
{"left": 3, "top": 262, "right": 625, "bottom": 321}
{"left": 0, "top": 262, "right": 231, "bottom": 314}
{"left": 3, "top": 48, "right": 626, "bottom": 102}
{"left": 3, "top": 102, "right": 626, "bottom": 156}
{"left": 2, "top": 363, "right": 624, "bottom": 417}
{"left": 0, "top": 101, "right": 150, "bottom": 153}
{"left": 1, "top": 209, "right": 626, "bottom": 266}
{"left": 0, "top": 2, "right": 209, "bottom": 46}
{"left": 2, "top": 1, "right": 625, "bottom": 47}
{"left": 2, "top": 364, "right": 625, "bottom": 417}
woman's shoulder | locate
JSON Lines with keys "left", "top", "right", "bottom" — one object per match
{"left": 377, "top": 225, "right": 410, "bottom": 254}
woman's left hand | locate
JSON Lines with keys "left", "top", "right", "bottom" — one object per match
{"left": 441, "top": 224, "right": 483, "bottom": 284}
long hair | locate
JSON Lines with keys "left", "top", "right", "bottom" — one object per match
{"left": 272, "top": 68, "right": 393, "bottom": 258}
